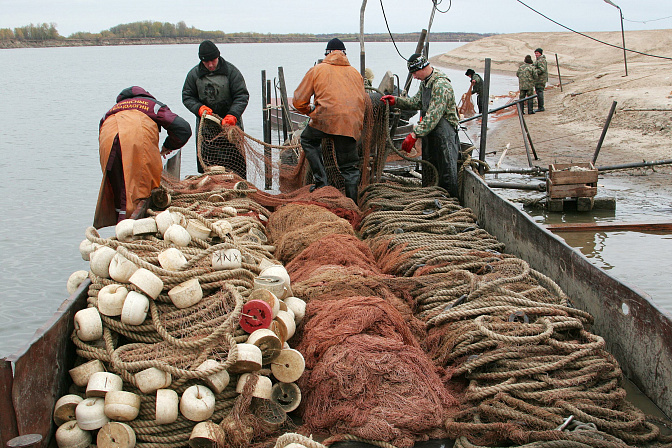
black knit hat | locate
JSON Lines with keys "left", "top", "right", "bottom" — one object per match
{"left": 199, "top": 40, "right": 220, "bottom": 61}
{"left": 407, "top": 53, "right": 429, "bottom": 73}
{"left": 535, "top": 48, "right": 543, "bottom": 54}
{"left": 525, "top": 55, "right": 533, "bottom": 64}
{"left": 325, "top": 38, "right": 346, "bottom": 52}
{"left": 465, "top": 69, "right": 475, "bottom": 76}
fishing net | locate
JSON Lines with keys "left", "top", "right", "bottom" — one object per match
{"left": 285, "top": 233, "right": 381, "bottom": 284}
{"left": 458, "top": 88, "right": 476, "bottom": 119}
{"left": 299, "top": 333, "right": 458, "bottom": 448}
{"left": 274, "top": 218, "right": 355, "bottom": 264}
{"left": 265, "top": 203, "right": 343, "bottom": 243}
{"left": 196, "top": 90, "right": 438, "bottom": 200}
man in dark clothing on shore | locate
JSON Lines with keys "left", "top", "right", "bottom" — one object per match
{"left": 182, "top": 40, "right": 249, "bottom": 175}
{"left": 465, "top": 68, "right": 484, "bottom": 113}
{"left": 95, "top": 86, "right": 191, "bottom": 228}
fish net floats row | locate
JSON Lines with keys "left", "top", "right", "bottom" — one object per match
{"left": 60, "top": 173, "right": 670, "bottom": 448}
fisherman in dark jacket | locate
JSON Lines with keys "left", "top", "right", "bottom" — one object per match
{"left": 95, "top": 86, "right": 191, "bottom": 228}
{"left": 182, "top": 40, "right": 250, "bottom": 175}
{"left": 465, "top": 69, "right": 484, "bottom": 113}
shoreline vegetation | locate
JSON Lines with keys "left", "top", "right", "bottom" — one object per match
{"left": 0, "top": 20, "right": 492, "bottom": 49}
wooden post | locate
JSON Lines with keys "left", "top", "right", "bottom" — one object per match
{"left": 265, "top": 79, "right": 272, "bottom": 189}
{"left": 277, "top": 67, "right": 290, "bottom": 143}
{"left": 520, "top": 108, "right": 539, "bottom": 160}
{"left": 478, "top": 58, "right": 491, "bottom": 175}
{"left": 592, "top": 101, "right": 618, "bottom": 164}
{"left": 516, "top": 102, "right": 534, "bottom": 167}
{"left": 0, "top": 359, "right": 19, "bottom": 448}
{"left": 261, "top": 70, "right": 269, "bottom": 144}
{"left": 403, "top": 29, "right": 427, "bottom": 94}
{"left": 555, "top": 53, "right": 563, "bottom": 92}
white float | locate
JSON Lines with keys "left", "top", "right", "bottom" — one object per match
{"left": 253, "top": 276, "right": 286, "bottom": 302}
{"left": 67, "top": 270, "right": 89, "bottom": 295}
{"left": 86, "top": 372, "right": 123, "bottom": 397}
{"left": 74, "top": 307, "right": 103, "bottom": 342}
{"left": 54, "top": 394, "right": 83, "bottom": 426}
{"left": 104, "top": 390, "right": 141, "bottom": 421}
{"left": 235, "top": 373, "right": 272, "bottom": 399}
{"left": 109, "top": 253, "right": 138, "bottom": 283}
{"left": 79, "top": 239, "right": 99, "bottom": 261}
{"left": 69, "top": 359, "right": 105, "bottom": 387}
{"left": 211, "top": 248, "right": 242, "bottom": 270}
{"left": 120, "top": 291, "right": 150, "bottom": 325}
{"left": 75, "top": 397, "right": 109, "bottom": 430}
{"left": 135, "top": 367, "right": 171, "bottom": 394}
{"left": 180, "top": 385, "right": 215, "bottom": 422}
{"left": 259, "top": 265, "right": 291, "bottom": 298}
{"left": 283, "top": 296, "right": 306, "bottom": 324}
{"left": 210, "top": 219, "right": 233, "bottom": 237}
{"left": 189, "top": 421, "right": 225, "bottom": 448}
{"left": 186, "top": 219, "right": 211, "bottom": 241}
{"left": 89, "top": 246, "right": 117, "bottom": 278}
{"left": 97, "top": 284, "right": 128, "bottom": 316}
{"left": 275, "top": 310, "right": 296, "bottom": 340}
{"left": 129, "top": 268, "right": 163, "bottom": 299}
{"left": 133, "top": 217, "right": 158, "bottom": 236}
{"left": 97, "top": 422, "right": 136, "bottom": 448}
{"left": 196, "top": 359, "right": 230, "bottom": 394}
{"left": 228, "top": 343, "right": 263, "bottom": 373}
{"left": 115, "top": 219, "right": 136, "bottom": 243}
{"left": 158, "top": 247, "right": 188, "bottom": 271}
{"left": 168, "top": 278, "right": 203, "bottom": 309}
{"left": 55, "top": 420, "right": 91, "bottom": 448}
{"left": 164, "top": 223, "right": 191, "bottom": 247}
{"left": 155, "top": 389, "right": 179, "bottom": 424}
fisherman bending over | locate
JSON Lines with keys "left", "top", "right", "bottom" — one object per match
{"left": 94, "top": 86, "right": 191, "bottom": 228}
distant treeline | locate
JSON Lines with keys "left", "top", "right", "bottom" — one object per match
{"left": 0, "top": 21, "right": 492, "bottom": 45}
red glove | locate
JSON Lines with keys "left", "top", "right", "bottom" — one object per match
{"left": 198, "top": 105, "right": 213, "bottom": 117}
{"left": 380, "top": 95, "right": 396, "bottom": 106}
{"left": 401, "top": 133, "right": 417, "bottom": 153}
{"left": 222, "top": 114, "right": 238, "bottom": 126}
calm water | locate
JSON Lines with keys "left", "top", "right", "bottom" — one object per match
{"left": 1, "top": 41, "right": 523, "bottom": 356}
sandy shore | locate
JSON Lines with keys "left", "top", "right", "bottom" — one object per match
{"left": 431, "top": 30, "right": 672, "bottom": 177}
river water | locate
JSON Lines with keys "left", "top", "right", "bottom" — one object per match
{"left": 0, "top": 41, "right": 524, "bottom": 356}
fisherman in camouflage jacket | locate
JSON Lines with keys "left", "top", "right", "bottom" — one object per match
{"left": 517, "top": 55, "right": 537, "bottom": 115}
{"left": 380, "top": 53, "right": 461, "bottom": 197}
{"left": 534, "top": 48, "right": 548, "bottom": 112}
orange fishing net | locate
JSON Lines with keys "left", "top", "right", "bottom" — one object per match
{"left": 299, "top": 333, "right": 458, "bottom": 447}
{"left": 458, "top": 88, "right": 476, "bottom": 119}
{"left": 265, "top": 203, "right": 343, "bottom": 243}
{"left": 274, "top": 218, "right": 355, "bottom": 264}
{"left": 285, "top": 233, "right": 381, "bottom": 284}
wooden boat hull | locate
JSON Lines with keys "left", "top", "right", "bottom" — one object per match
{"left": 3, "top": 171, "right": 671, "bottom": 448}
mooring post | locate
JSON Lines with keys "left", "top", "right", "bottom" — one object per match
{"left": 592, "top": 100, "right": 618, "bottom": 164}
{"left": 478, "top": 58, "right": 491, "bottom": 175}
{"left": 555, "top": 53, "right": 563, "bottom": 92}
{"left": 261, "top": 70, "right": 269, "bottom": 145}
{"left": 265, "top": 78, "right": 272, "bottom": 189}
{"left": 277, "top": 67, "right": 290, "bottom": 143}
{"left": 516, "top": 102, "right": 534, "bottom": 167}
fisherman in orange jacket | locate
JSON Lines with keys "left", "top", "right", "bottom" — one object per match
{"left": 292, "top": 38, "right": 367, "bottom": 203}
{"left": 94, "top": 86, "right": 192, "bottom": 228}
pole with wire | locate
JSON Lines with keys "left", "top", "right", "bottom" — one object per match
{"left": 603, "top": 0, "right": 628, "bottom": 76}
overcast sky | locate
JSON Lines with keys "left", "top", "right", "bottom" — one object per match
{"left": 0, "top": 0, "right": 669, "bottom": 37}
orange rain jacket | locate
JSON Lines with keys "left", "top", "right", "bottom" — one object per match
{"left": 292, "top": 51, "right": 366, "bottom": 141}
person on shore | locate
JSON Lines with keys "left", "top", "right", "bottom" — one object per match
{"left": 292, "top": 38, "right": 367, "bottom": 203}
{"left": 517, "top": 55, "right": 536, "bottom": 115}
{"left": 182, "top": 40, "right": 249, "bottom": 176}
{"left": 380, "top": 53, "right": 461, "bottom": 197}
{"left": 533, "top": 47, "right": 548, "bottom": 112}
{"left": 465, "top": 68, "right": 483, "bottom": 113}
{"left": 94, "top": 86, "right": 191, "bottom": 228}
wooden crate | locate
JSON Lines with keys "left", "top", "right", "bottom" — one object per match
{"left": 547, "top": 162, "right": 598, "bottom": 199}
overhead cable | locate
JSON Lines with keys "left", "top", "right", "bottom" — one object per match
{"left": 515, "top": 0, "right": 672, "bottom": 61}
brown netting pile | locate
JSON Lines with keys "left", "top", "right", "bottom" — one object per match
{"left": 301, "top": 333, "right": 457, "bottom": 448}
{"left": 285, "top": 233, "right": 381, "bottom": 284}
{"left": 458, "top": 88, "right": 476, "bottom": 119}
{"left": 274, "top": 218, "right": 355, "bottom": 264}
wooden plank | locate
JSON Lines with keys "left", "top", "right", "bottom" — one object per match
{"left": 547, "top": 180, "right": 597, "bottom": 199}
{"left": 462, "top": 168, "right": 672, "bottom": 419}
{"left": 0, "top": 359, "right": 18, "bottom": 448}
{"left": 549, "top": 162, "right": 598, "bottom": 185}
{"left": 8, "top": 281, "right": 89, "bottom": 448}
{"left": 546, "top": 221, "right": 672, "bottom": 232}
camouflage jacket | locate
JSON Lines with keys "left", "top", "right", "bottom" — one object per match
{"left": 516, "top": 63, "right": 536, "bottom": 91}
{"left": 534, "top": 54, "right": 548, "bottom": 86}
{"left": 396, "top": 68, "right": 459, "bottom": 136}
